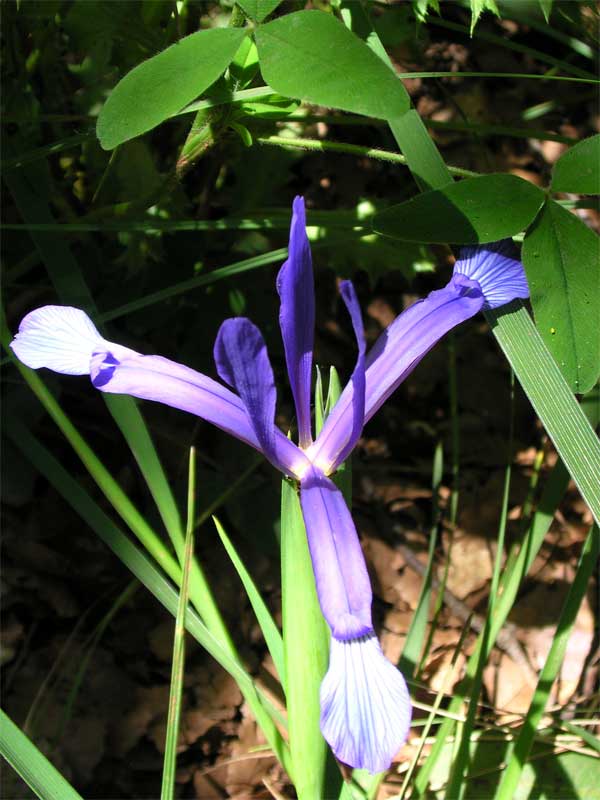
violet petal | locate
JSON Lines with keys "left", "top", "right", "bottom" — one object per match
{"left": 299, "top": 465, "right": 372, "bottom": 639}
{"left": 454, "top": 239, "right": 529, "bottom": 310}
{"left": 277, "top": 196, "right": 315, "bottom": 448}
{"left": 214, "top": 317, "right": 281, "bottom": 467}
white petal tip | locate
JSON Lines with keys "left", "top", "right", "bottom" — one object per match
{"left": 10, "top": 305, "right": 104, "bottom": 375}
{"left": 320, "top": 635, "right": 412, "bottom": 774}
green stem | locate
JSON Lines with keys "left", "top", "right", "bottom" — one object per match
{"left": 255, "top": 135, "right": 478, "bottom": 178}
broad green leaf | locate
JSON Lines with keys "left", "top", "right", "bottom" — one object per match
{"left": 237, "top": 0, "right": 282, "bottom": 22}
{"left": 281, "top": 479, "right": 335, "bottom": 799}
{"left": 0, "top": 710, "right": 84, "bottom": 800}
{"left": 97, "top": 27, "right": 247, "bottom": 149}
{"left": 372, "top": 174, "right": 544, "bottom": 243}
{"left": 255, "top": 10, "right": 410, "bottom": 120}
{"left": 551, "top": 133, "right": 600, "bottom": 195}
{"left": 522, "top": 198, "right": 600, "bottom": 394}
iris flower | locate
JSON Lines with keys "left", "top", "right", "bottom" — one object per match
{"left": 10, "top": 197, "right": 528, "bottom": 773}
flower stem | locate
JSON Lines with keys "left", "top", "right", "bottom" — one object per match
{"left": 255, "top": 135, "right": 479, "bottom": 178}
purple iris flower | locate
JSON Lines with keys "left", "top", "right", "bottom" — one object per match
{"left": 10, "top": 198, "right": 528, "bottom": 774}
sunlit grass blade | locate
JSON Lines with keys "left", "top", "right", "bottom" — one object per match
{"left": 10, "top": 419, "right": 293, "bottom": 775}
{"left": 0, "top": 709, "right": 84, "bottom": 800}
{"left": 214, "top": 515, "right": 286, "bottom": 692}
{"left": 161, "top": 448, "right": 197, "bottom": 800}
{"left": 494, "top": 523, "right": 600, "bottom": 799}
{"left": 1, "top": 132, "right": 92, "bottom": 171}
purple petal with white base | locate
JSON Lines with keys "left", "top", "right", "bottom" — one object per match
{"left": 10, "top": 305, "right": 305, "bottom": 477}
{"left": 454, "top": 240, "right": 528, "bottom": 309}
{"left": 321, "top": 635, "right": 411, "bottom": 774}
{"left": 277, "top": 196, "right": 315, "bottom": 448}
{"left": 311, "top": 243, "right": 529, "bottom": 473}
{"left": 299, "top": 465, "right": 372, "bottom": 640}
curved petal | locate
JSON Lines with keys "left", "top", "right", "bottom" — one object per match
{"left": 10, "top": 305, "right": 306, "bottom": 477}
{"left": 299, "top": 465, "right": 372, "bottom": 639}
{"left": 310, "top": 274, "right": 485, "bottom": 473}
{"left": 321, "top": 635, "right": 411, "bottom": 774}
{"left": 277, "top": 196, "right": 315, "bottom": 448}
{"left": 213, "top": 317, "right": 281, "bottom": 464}
{"left": 328, "top": 280, "right": 366, "bottom": 467}
{"left": 454, "top": 239, "right": 529, "bottom": 309}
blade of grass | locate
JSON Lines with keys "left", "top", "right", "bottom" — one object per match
{"left": 3, "top": 162, "right": 185, "bottom": 555}
{"left": 494, "top": 523, "right": 600, "bottom": 799}
{"left": 10, "top": 419, "right": 293, "bottom": 775}
{"left": 0, "top": 709, "right": 84, "bottom": 800}
{"left": 213, "top": 516, "right": 286, "bottom": 692}
{"left": 428, "top": 18, "right": 596, "bottom": 80}
{"left": 161, "top": 448, "right": 197, "bottom": 800}
{"left": 412, "top": 457, "right": 570, "bottom": 795}
{"left": 446, "top": 373, "right": 515, "bottom": 799}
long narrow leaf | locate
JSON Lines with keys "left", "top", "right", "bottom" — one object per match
{"left": 9, "top": 420, "right": 293, "bottom": 776}
{"left": 161, "top": 449, "right": 197, "bottom": 800}
{"left": 213, "top": 516, "right": 286, "bottom": 692}
{"left": 494, "top": 524, "right": 600, "bottom": 799}
{"left": 0, "top": 710, "right": 84, "bottom": 800}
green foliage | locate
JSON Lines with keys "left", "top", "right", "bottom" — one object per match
{"left": 237, "top": 0, "right": 283, "bottom": 22}
{"left": 97, "top": 27, "right": 248, "bottom": 149}
{"left": 255, "top": 10, "right": 410, "bottom": 120}
{"left": 523, "top": 199, "right": 600, "bottom": 394}
{"left": 280, "top": 479, "right": 333, "bottom": 800}
{"left": 551, "top": 133, "right": 600, "bottom": 195}
{"left": 372, "top": 174, "right": 544, "bottom": 243}
{"left": 0, "top": 710, "right": 84, "bottom": 800}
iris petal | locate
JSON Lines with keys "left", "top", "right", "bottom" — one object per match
{"left": 10, "top": 305, "right": 108, "bottom": 375}
{"left": 277, "top": 196, "right": 315, "bottom": 448}
{"left": 321, "top": 635, "right": 411, "bottom": 774}
{"left": 454, "top": 240, "right": 529, "bottom": 309}
{"left": 214, "top": 317, "right": 282, "bottom": 469}
{"left": 300, "top": 465, "right": 372, "bottom": 639}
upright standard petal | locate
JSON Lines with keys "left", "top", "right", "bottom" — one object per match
{"left": 327, "top": 280, "right": 366, "bottom": 467}
{"left": 214, "top": 317, "right": 281, "bottom": 467}
{"left": 454, "top": 239, "right": 529, "bottom": 309}
{"left": 310, "top": 274, "right": 484, "bottom": 473}
{"left": 10, "top": 305, "right": 109, "bottom": 375}
{"left": 320, "top": 635, "right": 411, "bottom": 774}
{"left": 277, "top": 196, "right": 315, "bottom": 449}
{"left": 299, "top": 465, "right": 372, "bottom": 639}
